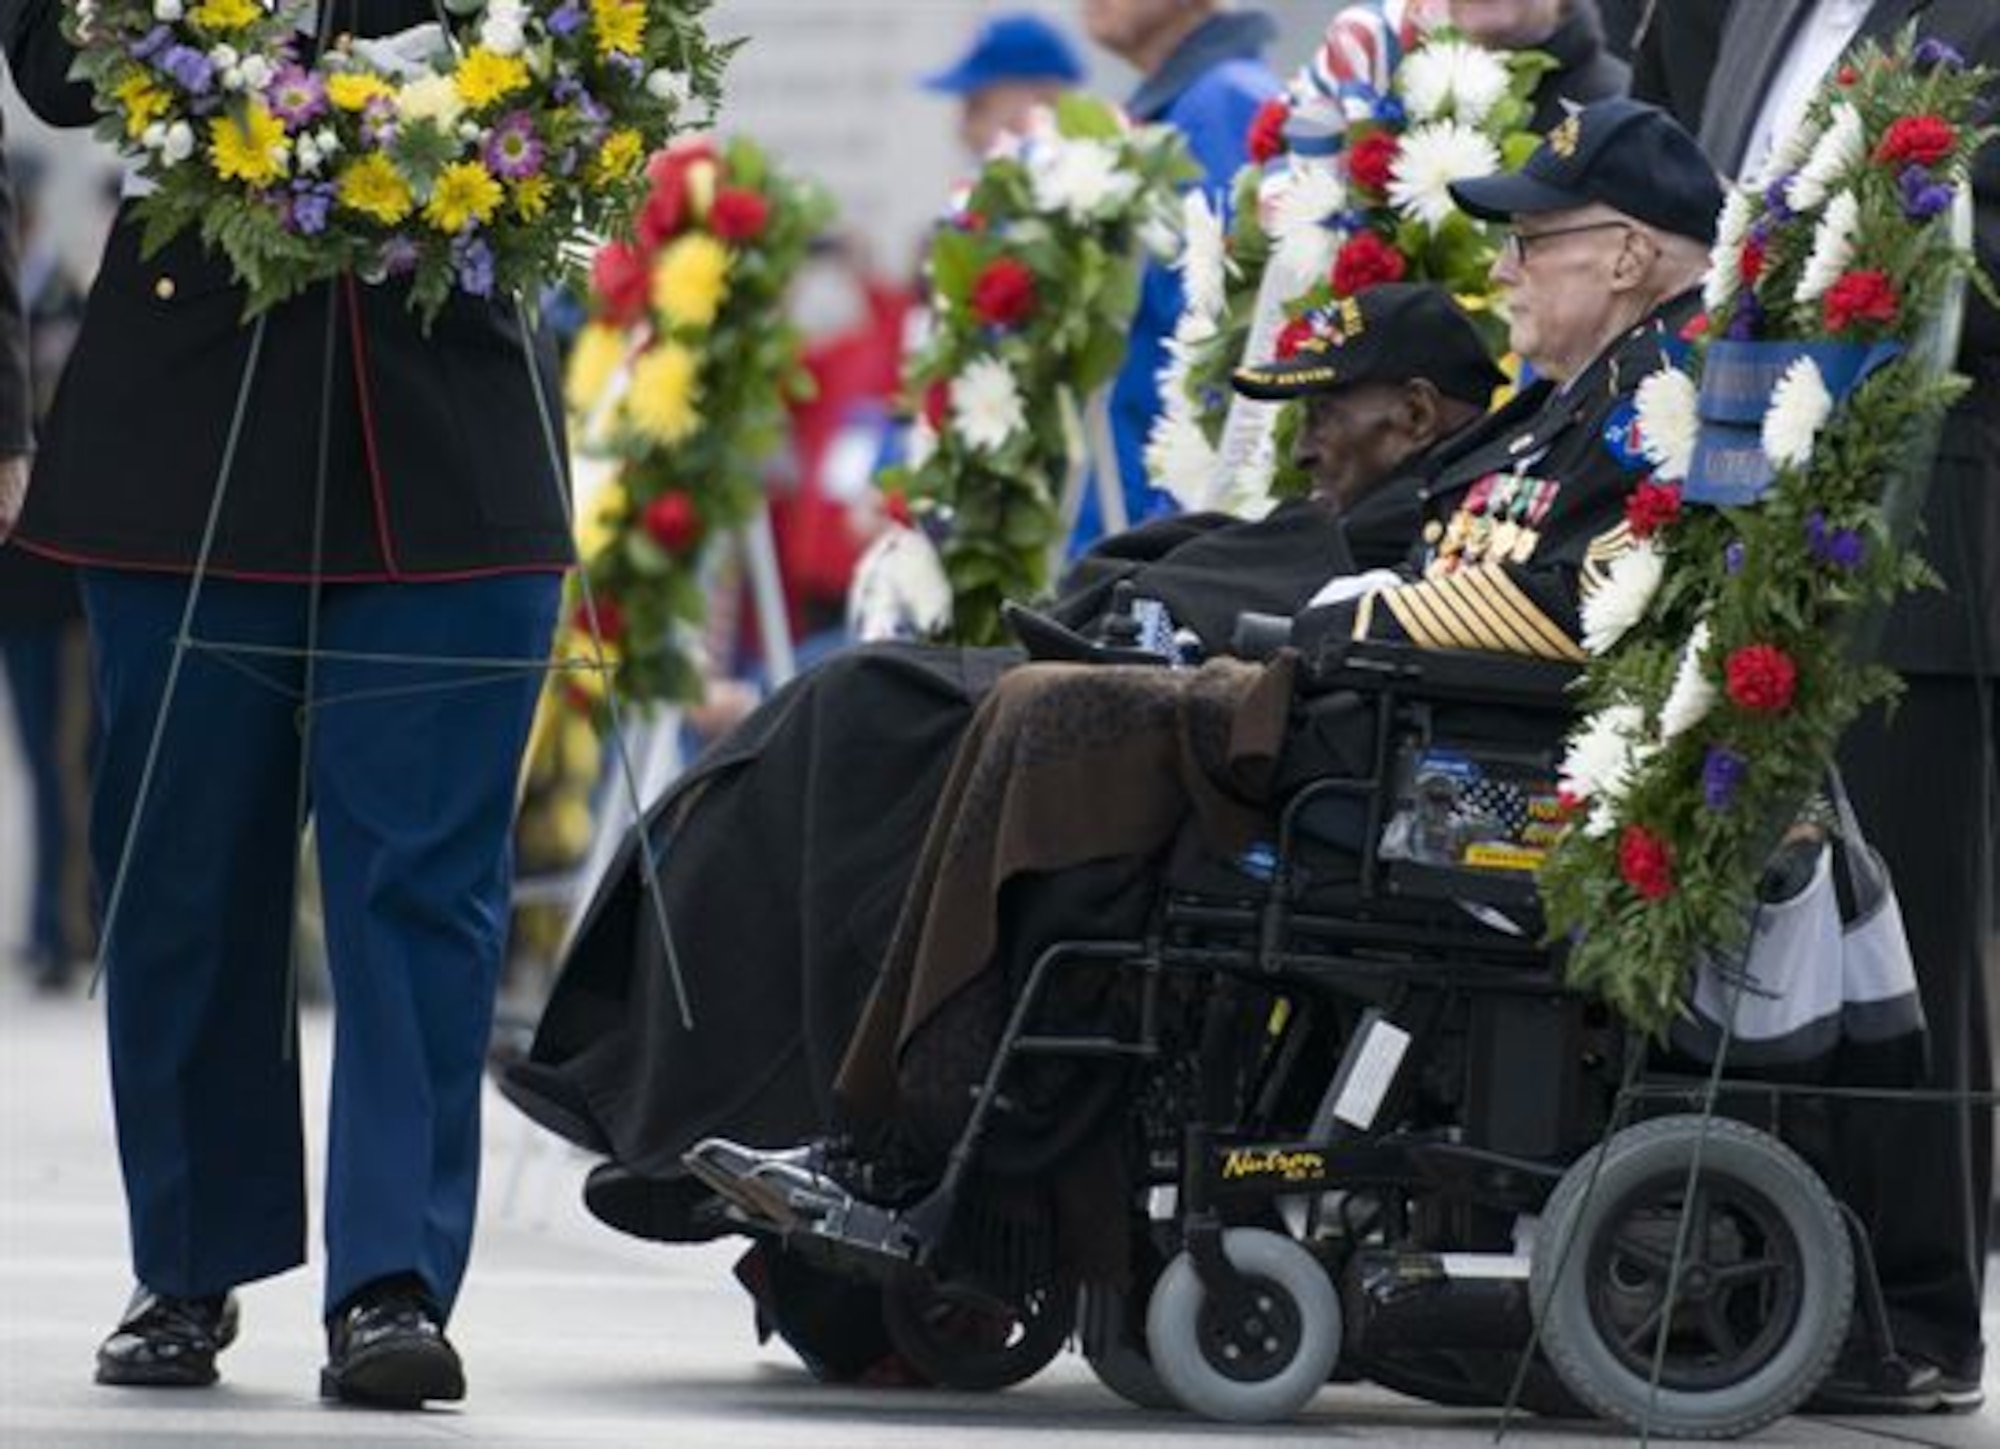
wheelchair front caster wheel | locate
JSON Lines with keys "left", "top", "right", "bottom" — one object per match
{"left": 880, "top": 1278, "right": 1072, "bottom": 1392}
{"left": 1146, "top": 1228, "right": 1342, "bottom": 1422}
{"left": 1531, "top": 1114, "right": 1854, "bottom": 1440}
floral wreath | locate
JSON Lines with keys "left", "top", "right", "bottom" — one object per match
{"left": 71, "top": 0, "right": 732, "bottom": 319}
{"left": 1147, "top": 23, "right": 1547, "bottom": 514}
{"left": 880, "top": 95, "right": 1195, "bottom": 646}
{"left": 1536, "top": 33, "right": 1994, "bottom": 1029}
{"left": 558, "top": 136, "right": 831, "bottom": 710}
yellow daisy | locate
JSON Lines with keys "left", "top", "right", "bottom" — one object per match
{"left": 590, "top": 128, "right": 644, "bottom": 186}
{"left": 649, "top": 234, "right": 731, "bottom": 330}
{"left": 453, "top": 47, "right": 530, "bottom": 110}
{"left": 589, "top": 0, "right": 645, "bottom": 57}
{"left": 112, "top": 72, "right": 173, "bottom": 140}
{"left": 335, "top": 152, "right": 415, "bottom": 225}
{"left": 511, "top": 174, "right": 552, "bottom": 221}
{"left": 208, "top": 102, "right": 288, "bottom": 187}
{"left": 327, "top": 71, "right": 397, "bottom": 112}
{"left": 575, "top": 475, "right": 628, "bottom": 559}
{"left": 564, "top": 321, "right": 627, "bottom": 416}
{"left": 423, "top": 160, "right": 504, "bottom": 234}
{"left": 623, "top": 342, "right": 702, "bottom": 446}
{"left": 189, "top": 0, "right": 260, "bottom": 30}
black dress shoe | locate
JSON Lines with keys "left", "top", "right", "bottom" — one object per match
{"left": 320, "top": 1282, "right": 465, "bottom": 1409}
{"left": 1804, "top": 1355, "right": 1944, "bottom": 1415}
{"left": 584, "top": 1162, "right": 734, "bottom": 1243}
{"left": 95, "top": 1287, "right": 240, "bottom": 1388}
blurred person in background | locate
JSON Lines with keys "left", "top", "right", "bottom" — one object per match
{"left": 1628, "top": 0, "right": 1733, "bottom": 133}
{"left": 923, "top": 10, "right": 1089, "bottom": 159}
{"left": 1077, "top": 0, "right": 1280, "bottom": 548}
{"left": 0, "top": 147, "right": 89, "bottom": 995}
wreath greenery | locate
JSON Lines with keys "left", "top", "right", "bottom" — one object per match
{"left": 71, "top": 0, "right": 733, "bottom": 319}
{"left": 880, "top": 95, "right": 1195, "bottom": 645}
{"left": 1537, "top": 33, "right": 1995, "bottom": 1028}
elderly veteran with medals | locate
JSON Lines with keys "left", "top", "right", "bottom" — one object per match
{"left": 685, "top": 99, "right": 1725, "bottom": 1307}
{"left": 1290, "top": 97, "right": 1718, "bottom": 671}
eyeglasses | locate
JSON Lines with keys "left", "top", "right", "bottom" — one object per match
{"left": 1500, "top": 220, "right": 1633, "bottom": 265}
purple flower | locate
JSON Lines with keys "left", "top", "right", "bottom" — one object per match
{"left": 360, "top": 98, "right": 398, "bottom": 148}
{"left": 1702, "top": 746, "right": 1747, "bottom": 810}
{"left": 1898, "top": 165, "right": 1954, "bottom": 221}
{"left": 1372, "top": 94, "right": 1406, "bottom": 128}
{"left": 551, "top": 75, "right": 584, "bottom": 102}
{"left": 1724, "top": 539, "right": 1746, "bottom": 575}
{"left": 1804, "top": 508, "right": 1829, "bottom": 555}
{"left": 453, "top": 235, "right": 495, "bottom": 297}
{"left": 266, "top": 64, "right": 327, "bottom": 127}
{"left": 1914, "top": 38, "right": 1965, "bottom": 72}
{"left": 379, "top": 235, "right": 421, "bottom": 277}
{"left": 1762, "top": 176, "right": 1795, "bottom": 223}
{"left": 287, "top": 187, "right": 332, "bottom": 235}
{"left": 129, "top": 25, "right": 172, "bottom": 61}
{"left": 547, "top": 0, "right": 584, "bottom": 35}
{"left": 482, "top": 111, "right": 545, "bottom": 179}
{"left": 605, "top": 52, "right": 643, "bottom": 80}
{"left": 1725, "top": 291, "right": 1764, "bottom": 341}
{"left": 1806, "top": 511, "right": 1868, "bottom": 570}
{"left": 158, "top": 44, "right": 215, "bottom": 95}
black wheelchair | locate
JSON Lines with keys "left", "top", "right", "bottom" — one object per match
{"left": 690, "top": 632, "right": 1880, "bottom": 1440}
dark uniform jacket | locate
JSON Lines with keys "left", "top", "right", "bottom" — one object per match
{"left": 1700, "top": 0, "right": 2000, "bottom": 677}
{"left": 0, "top": 0, "right": 574, "bottom": 581}
{"left": 1294, "top": 291, "right": 1700, "bottom": 670}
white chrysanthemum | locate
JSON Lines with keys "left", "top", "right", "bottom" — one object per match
{"left": 1560, "top": 703, "right": 1647, "bottom": 836}
{"left": 1659, "top": 621, "right": 1718, "bottom": 740}
{"left": 1146, "top": 408, "right": 1223, "bottom": 512}
{"left": 950, "top": 356, "right": 1026, "bottom": 454}
{"left": 1794, "top": 189, "right": 1859, "bottom": 304}
{"left": 1138, "top": 198, "right": 1181, "bottom": 260}
{"left": 1581, "top": 541, "right": 1665, "bottom": 655}
{"left": 1758, "top": 107, "right": 1821, "bottom": 189}
{"left": 1387, "top": 121, "right": 1499, "bottom": 231}
{"left": 1762, "top": 356, "right": 1834, "bottom": 470}
{"left": 1634, "top": 366, "right": 1698, "bottom": 482}
{"left": 1266, "top": 162, "right": 1348, "bottom": 287}
{"left": 1178, "top": 191, "right": 1230, "bottom": 323}
{"left": 1703, "top": 187, "right": 1757, "bottom": 313}
{"left": 1395, "top": 38, "right": 1512, "bottom": 126}
{"left": 1029, "top": 137, "right": 1140, "bottom": 221}
{"left": 397, "top": 72, "right": 466, "bottom": 130}
{"left": 1786, "top": 102, "right": 1863, "bottom": 213}
{"left": 479, "top": 0, "right": 527, "bottom": 54}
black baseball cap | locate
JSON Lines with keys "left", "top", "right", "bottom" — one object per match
{"left": 1449, "top": 98, "right": 1725, "bottom": 244}
{"left": 1231, "top": 283, "right": 1506, "bottom": 406}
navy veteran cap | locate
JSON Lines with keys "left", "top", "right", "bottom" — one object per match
{"left": 1449, "top": 98, "right": 1725, "bottom": 244}
{"left": 1232, "top": 284, "right": 1506, "bottom": 406}
{"left": 922, "top": 13, "right": 1086, "bottom": 94}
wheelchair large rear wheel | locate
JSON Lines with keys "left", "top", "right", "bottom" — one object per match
{"left": 1146, "top": 1228, "right": 1342, "bottom": 1422}
{"left": 1531, "top": 1114, "right": 1853, "bottom": 1440}
{"left": 880, "top": 1277, "right": 1073, "bottom": 1392}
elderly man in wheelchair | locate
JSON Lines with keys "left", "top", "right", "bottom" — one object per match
{"left": 679, "top": 101, "right": 1873, "bottom": 1436}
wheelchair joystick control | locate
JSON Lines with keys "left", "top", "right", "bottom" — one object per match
{"left": 1102, "top": 582, "right": 1143, "bottom": 647}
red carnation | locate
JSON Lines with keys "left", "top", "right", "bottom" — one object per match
{"left": 921, "top": 379, "right": 951, "bottom": 429}
{"left": 970, "top": 257, "right": 1038, "bottom": 328}
{"left": 1347, "top": 130, "right": 1399, "bottom": 194}
{"left": 646, "top": 140, "right": 715, "bottom": 189}
{"left": 591, "top": 241, "right": 651, "bottom": 325}
{"left": 1725, "top": 643, "right": 1798, "bottom": 714}
{"left": 1330, "top": 231, "right": 1406, "bottom": 297}
{"left": 1822, "top": 269, "right": 1899, "bottom": 334}
{"left": 642, "top": 492, "right": 702, "bottom": 554}
{"left": 1738, "top": 235, "right": 1767, "bottom": 286}
{"left": 1679, "top": 312, "right": 1711, "bottom": 342}
{"left": 1875, "top": 115, "right": 1957, "bottom": 168}
{"left": 956, "top": 209, "right": 988, "bottom": 234}
{"left": 1624, "top": 480, "right": 1683, "bottom": 540}
{"left": 1275, "top": 315, "right": 1316, "bottom": 359}
{"left": 573, "top": 595, "right": 625, "bottom": 644}
{"left": 637, "top": 179, "right": 686, "bottom": 248}
{"left": 884, "top": 491, "right": 913, "bottom": 528}
{"left": 708, "top": 187, "right": 770, "bottom": 242}
{"left": 1836, "top": 63, "right": 1859, "bottom": 86}
{"left": 1247, "top": 97, "right": 1291, "bottom": 165}
{"left": 1618, "top": 824, "right": 1676, "bottom": 902}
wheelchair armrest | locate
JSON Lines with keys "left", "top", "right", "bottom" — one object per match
{"left": 1310, "top": 639, "right": 1582, "bottom": 709}
{"left": 1001, "top": 600, "right": 1169, "bottom": 667}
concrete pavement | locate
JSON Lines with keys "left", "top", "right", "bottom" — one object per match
{"left": 3, "top": 981, "right": 1997, "bottom": 1448}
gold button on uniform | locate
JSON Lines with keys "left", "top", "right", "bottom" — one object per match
{"left": 154, "top": 276, "right": 176, "bottom": 301}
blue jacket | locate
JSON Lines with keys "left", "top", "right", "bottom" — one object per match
{"left": 1074, "top": 10, "right": 1280, "bottom": 550}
